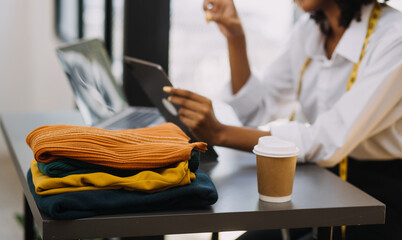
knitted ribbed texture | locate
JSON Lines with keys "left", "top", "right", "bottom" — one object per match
{"left": 26, "top": 123, "right": 207, "bottom": 170}
{"left": 31, "top": 160, "right": 195, "bottom": 195}
{"left": 27, "top": 168, "right": 218, "bottom": 220}
{"left": 36, "top": 151, "right": 200, "bottom": 178}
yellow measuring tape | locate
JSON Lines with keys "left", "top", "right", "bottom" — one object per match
{"left": 289, "top": 58, "right": 311, "bottom": 122}
{"left": 339, "top": 1, "right": 382, "bottom": 182}
{"left": 292, "top": 2, "right": 382, "bottom": 238}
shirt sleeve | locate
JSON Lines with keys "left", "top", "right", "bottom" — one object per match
{"left": 271, "top": 33, "right": 402, "bottom": 167}
{"left": 222, "top": 16, "right": 310, "bottom": 128}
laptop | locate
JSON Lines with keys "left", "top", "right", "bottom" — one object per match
{"left": 56, "top": 39, "right": 218, "bottom": 161}
{"left": 56, "top": 39, "right": 164, "bottom": 130}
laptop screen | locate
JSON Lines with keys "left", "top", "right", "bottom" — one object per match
{"left": 56, "top": 39, "right": 128, "bottom": 126}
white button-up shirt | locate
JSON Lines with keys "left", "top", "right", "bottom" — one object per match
{"left": 224, "top": 3, "right": 402, "bottom": 167}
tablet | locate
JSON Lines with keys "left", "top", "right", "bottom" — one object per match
{"left": 124, "top": 56, "right": 219, "bottom": 161}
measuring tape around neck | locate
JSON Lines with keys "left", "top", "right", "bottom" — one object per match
{"left": 292, "top": 1, "right": 383, "bottom": 181}
{"left": 292, "top": 4, "right": 383, "bottom": 239}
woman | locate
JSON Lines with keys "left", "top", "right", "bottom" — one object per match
{"left": 164, "top": 0, "right": 401, "bottom": 239}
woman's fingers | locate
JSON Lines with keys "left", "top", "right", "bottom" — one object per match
{"left": 178, "top": 108, "right": 204, "bottom": 128}
{"left": 179, "top": 116, "right": 197, "bottom": 131}
{"left": 203, "top": 0, "right": 214, "bottom": 11}
{"left": 203, "top": 0, "right": 211, "bottom": 11}
{"left": 163, "top": 86, "right": 213, "bottom": 124}
{"left": 179, "top": 107, "right": 201, "bottom": 120}
{"left": 169, "top": 95, "right": 203, "bottom": 110}
{"left": 163, "top": 87, "right": 211, "bottom": 117}
{"left": 169, "top": 95, "right": 211, "bottom": 117}
{"left": 164, "top": 87, "right": 211, "bottom": 105}
{"left": 163, "top": 86, "right": 222, "bottom": 145}
{"left": 203, "top": 0, "right": 225, "bottom": 23}
{"left": 203, "top": 0, "right": 221, "bottom": 12}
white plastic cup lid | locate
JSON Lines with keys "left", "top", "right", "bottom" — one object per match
{"left": 253, "top": 136, "right": 299, "bottom": 158}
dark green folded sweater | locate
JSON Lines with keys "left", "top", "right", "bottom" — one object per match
{"left": 37, "top": 150, "right": 201, "bottom": 177}
{"left": 27, "top": 168, "right": 218, "bottom": 220}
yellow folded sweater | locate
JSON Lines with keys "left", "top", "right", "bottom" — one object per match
{"left": 30, "top": 160, "right": 196, "bottom": 195}
{"left": 26, "top": 123, "right": 207, "bottom": 170}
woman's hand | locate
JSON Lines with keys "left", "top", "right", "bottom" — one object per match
{"left": 203, "top": 0, "right": 244, "bottom": 39}
{"left": 163, "top": 86, "right": 224, "bottom": 146}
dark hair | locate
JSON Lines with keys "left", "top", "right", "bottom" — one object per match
{"left": 310, "top": 0, "right": 387, "bottom": 35}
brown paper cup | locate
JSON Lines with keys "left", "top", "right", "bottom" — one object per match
{"left": 256, "top": 154, "right": 297, "bottom": 203}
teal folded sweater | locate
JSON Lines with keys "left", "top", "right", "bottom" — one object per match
{"left": 27, "top": 168, "right": 218, "bottom": 220}
{"left": 37, "top": 150, "right": 200, "bottom": 177}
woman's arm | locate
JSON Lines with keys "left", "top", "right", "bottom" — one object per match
{"left": 217, "top": 124, "right": 270, "bottom": 151}
{"left": 227, "top": 36, "right": 251, "bottom": 94}
{"left": 203, "top": 0, "right": 251, "bottom": 94}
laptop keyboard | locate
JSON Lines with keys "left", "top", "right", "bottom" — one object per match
{"left": 106, "top": 111, "right": 163, "bottom": 130}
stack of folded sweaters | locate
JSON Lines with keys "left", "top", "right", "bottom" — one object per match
{"left": 25, "top": 123, "right": 218, "bottom": 220}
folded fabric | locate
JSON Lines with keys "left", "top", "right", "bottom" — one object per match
{"left": 26, "top": 123, "right": 207, "bottom": 170}
{"left": 31, "top": 160, "right": 196, "bottom": 195}
{"left": 37, "top": 158, "right": 142, "bottom": 178}
{"left": 27, "top": 168, "right": 218, "bottom": 220}
{"left": 37, "top": 150, "right": 201, "bottom": 178}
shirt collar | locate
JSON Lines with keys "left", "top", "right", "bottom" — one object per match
{"left": 335, "top": 3, "right": 374, "bottom": 63}
{"left": 304, "top": 20, "right": 326, "bottom": 60}
{"left": 304, "top": 3, "right": 375, "bottom": 63}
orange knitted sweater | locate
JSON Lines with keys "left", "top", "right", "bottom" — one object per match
{"left": 26, "top": 123, "right": 207, "bottom": 170}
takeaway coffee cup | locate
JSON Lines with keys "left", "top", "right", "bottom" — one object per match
{"left": 253, "top": 136, "right": 299, "bottom": 203}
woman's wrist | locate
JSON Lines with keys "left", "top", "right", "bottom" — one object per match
{"left": 212, "top": 124, "right": 271, "bottom": 152}
{"left": 226, "top": 28, "right": 245, "bottom": 41}
{"left": 212, "top": 123, "right": 229, "bottom": 147}
{"left": 222, "top": 17, "right": 245, "bottom": 41}
{"left": 227, "top": 32, "right": 250, "bottom": 95}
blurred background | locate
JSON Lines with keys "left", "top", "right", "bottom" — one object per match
{"left": 1, "top": 0, "right": 401, "bottom": 239}
{"left": 0, "top": 0, "right": 295, "bottom": 113}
